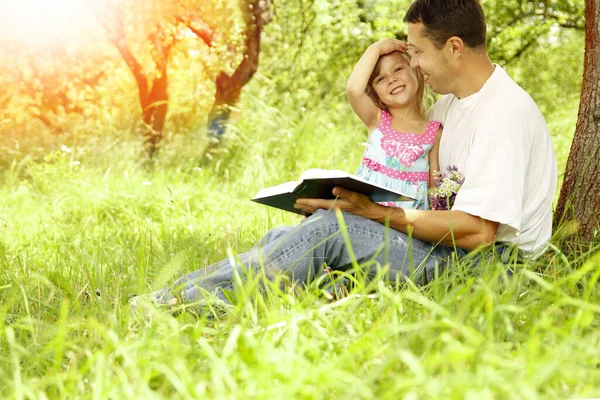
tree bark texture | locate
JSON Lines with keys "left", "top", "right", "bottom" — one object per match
{"left": 142, "top": 65, "right": 169, "bottom": 158}
{"left": 554, "top": 0, "right": 600, "bottom": 243}
{"left": 207, "top": 0, "right": 272, "bottom": 138}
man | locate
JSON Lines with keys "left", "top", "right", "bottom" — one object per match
{"left": 139, "top": 0, "right": 557, "bottom": 306}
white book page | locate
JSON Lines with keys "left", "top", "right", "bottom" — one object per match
{"left": 252, "top": 180, "right": 299, "bottom": 199}
{"left": 298, "top": 168, "right": 352, "bottom": 180}
{"left": 301, "top": 168, "right": 412, "bottom": 198}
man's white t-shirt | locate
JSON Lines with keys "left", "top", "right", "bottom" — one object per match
{"left": 427, "top": 65, "right": 557, "bottom": 255}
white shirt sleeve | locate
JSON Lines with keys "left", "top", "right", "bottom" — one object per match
{"left": 452, "top": 132, "right": 525, "bottom": 236}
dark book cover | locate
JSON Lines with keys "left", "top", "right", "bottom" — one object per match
{"left": 252, "top": 170, "right": 415, "bottom": 215}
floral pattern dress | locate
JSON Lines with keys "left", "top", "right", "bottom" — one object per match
{"left": 355, "top": 110, "right": 441, "bottom": 210}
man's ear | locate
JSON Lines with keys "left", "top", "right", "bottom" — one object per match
{"left": 446, "top": 36, "right": 464, "bottom": 58}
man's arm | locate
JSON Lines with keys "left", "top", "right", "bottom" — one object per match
{"left": 294, "top": 187, "right": 499, "bottom": 251}
{"left": 380, "top": 207, "right": 499, "bottom": 251}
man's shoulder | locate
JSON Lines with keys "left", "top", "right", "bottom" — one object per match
{"left": 479, "top": 69, "right": 551, "bottom": 145}
{"left": 487, "top": 67, "right": 540, "bottom": 114}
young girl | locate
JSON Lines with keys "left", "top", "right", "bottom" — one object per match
{"left": 347, "top": 38, "right": 441, "bottom": 210}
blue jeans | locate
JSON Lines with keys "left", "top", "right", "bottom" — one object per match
{"left": 149, "top": 210, "right": 471, "bottom": 304}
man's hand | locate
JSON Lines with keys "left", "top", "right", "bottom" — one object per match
{"left": 293, "top": 186, "right": 498, "bottom": 251}
{"left": 293, "top": 187, "right": 392, "bottom": 220}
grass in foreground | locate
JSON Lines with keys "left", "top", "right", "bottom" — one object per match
{"left": 2, "top": 241, "right": 600, "bottom": 399}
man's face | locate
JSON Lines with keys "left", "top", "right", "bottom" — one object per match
{"left": 407, "top": 23, "right": 454, "bottom": 95}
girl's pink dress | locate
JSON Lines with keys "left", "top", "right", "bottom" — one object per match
{"left": 356, "top": 110, "right": 441, "bottom": 210}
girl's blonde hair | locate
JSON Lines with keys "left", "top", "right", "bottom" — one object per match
{"left": 365, "top": 51, "right": 427, "bottom": 118}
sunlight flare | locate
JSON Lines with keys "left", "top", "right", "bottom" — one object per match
{"left": 0, "top": 0, "right": 104, "bottom": 47}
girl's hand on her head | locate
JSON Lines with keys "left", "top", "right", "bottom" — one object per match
{"left": 373, "top": 38, "right": 409, "bottom": 56}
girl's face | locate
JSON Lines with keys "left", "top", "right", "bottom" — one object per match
{"left": 371, "top": 54, "right": 420, "bottom": 110}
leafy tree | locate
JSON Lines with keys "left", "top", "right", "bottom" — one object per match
{"left": 207, "top": 0, "right": 273, "bottom": 139}
{"left": 86, "top": 0, "right": 274, "bottom": 155}
{"left": 507, "top": 28, "right": 583, "bottom": 117}
{"left": 554, "top": 0, "right": 600, "bottom": 244}
{"left": 86, "top": 0, "right": 234, "bottom": 156}
{"left": 0, "top": 0, "right": 586, "bottom": 161}
{"left": 483, "top": 0, "right": 584, "bottom": 65}
{"left": 2, "top": 52, "right": 110, "bottom": 133}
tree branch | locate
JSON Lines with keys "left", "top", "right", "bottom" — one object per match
{"left": 177, "top": 16, "right": 215, "bottom": 46}
{"left": 536, "top": 8, "right": 585, "bottom": 30}
{"left": 85, "top": 0, "right": 150, "bottom": 107}
{"left": 504, "top": 39, "right": 537, "bottom": 65}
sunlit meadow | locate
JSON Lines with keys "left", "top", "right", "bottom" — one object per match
{"left": 1, "top": 0, "right": 599, "bottom": 399}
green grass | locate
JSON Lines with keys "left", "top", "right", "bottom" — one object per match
{"left": 1, "top": 94, "right": 599, "bottom": 399}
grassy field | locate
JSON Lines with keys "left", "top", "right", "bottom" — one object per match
{"left": 1, "top": 88, "right": 599, "bottom": 399}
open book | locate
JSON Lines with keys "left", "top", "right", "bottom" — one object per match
{"left": 251, "top": 168, "right": 415, "bottom": 215}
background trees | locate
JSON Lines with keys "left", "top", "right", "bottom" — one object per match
{"left": 0, "top": 3, "right": 114, "bottom": 135}
{"left": 0, "top": 0, "right": 594, "bottom": 243}
{"left": 207, "top": 0, "right": 273, "bottom": 140}
{"left": 0, "top": 0, "right": 584, "bottom": 148}
{"left": 86, "top": 0, "right": 242, "bottom": 156}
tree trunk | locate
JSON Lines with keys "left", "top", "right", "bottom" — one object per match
{"left": 207, "top": 0, "right": 272, "bottom": 139}
{"left": 142, "top": 66, "right": 169, "bottom": 159}
{"left": 554, "top": 0, "right": 600, "bottom": 244}
{"left": 86, "top": 0, "right": 172, "bottom": 158}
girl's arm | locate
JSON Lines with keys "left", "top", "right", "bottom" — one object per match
{"left": 346, "top": 39, "right": 408, "bottom": 131}
{"left": 429, "top": 127, "right": 442, "bottom": 189}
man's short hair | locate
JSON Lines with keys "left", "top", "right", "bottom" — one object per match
{"left": 403, "top": 0, "right": 487, "bottom": 49}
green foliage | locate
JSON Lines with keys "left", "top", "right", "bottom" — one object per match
{"left": 0, "top": 26, "right": 115, "bottom": 133}
{"left": 507, "top": 28, "right": 584, "bottom": 117}
{"left": 484, "top": 0, "right": 584, "bottom": 64}
{"left": 259, "top": 0, "right": 412, "bottom": 114}
{"left": 0, "top": 0, "right": 585, "bottom": 150}
{"left": 0, "top": 0, "right": 246, "bottom": 143}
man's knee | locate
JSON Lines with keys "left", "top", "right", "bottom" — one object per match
{"left": 258, "top": 225, "right": 295, "bottom": 247}
{"left": 301, "top": 210, "right": 345, "bottom": 239}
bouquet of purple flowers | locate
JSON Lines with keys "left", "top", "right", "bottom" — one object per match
{"left": 430, "top": 166, "right": 465, "bottom": 210}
